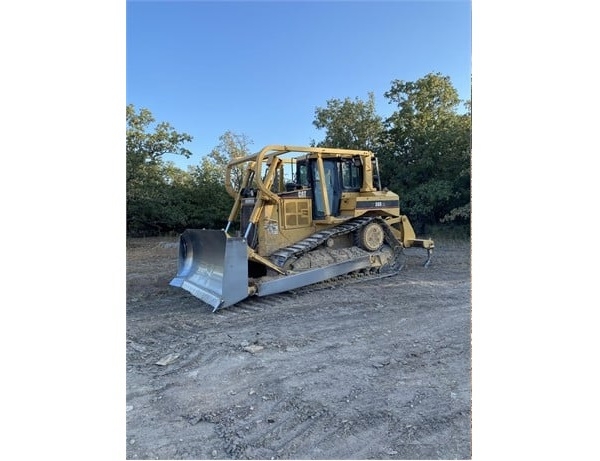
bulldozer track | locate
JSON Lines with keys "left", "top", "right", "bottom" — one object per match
{"left": 269, "top": 216, "right": 405, "bottom": 273}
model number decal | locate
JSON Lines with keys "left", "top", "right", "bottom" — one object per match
{"left": 356, "top": 200, "right": 399, "bottom": 209}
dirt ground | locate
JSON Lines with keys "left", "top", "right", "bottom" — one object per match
{"left": 126, "top": 237, "right": 471, "bottom": 460}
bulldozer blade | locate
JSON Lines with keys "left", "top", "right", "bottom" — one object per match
{"left": 169, "top": 229, "right": 249, "bottom": 311}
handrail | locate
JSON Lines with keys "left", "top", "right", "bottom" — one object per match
{"left": 225, "top": 145, "right": 374, "bottom": 199}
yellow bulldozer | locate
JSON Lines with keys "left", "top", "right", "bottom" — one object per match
{"left": 170, "top": 145, "right": 434, "bottom": 311}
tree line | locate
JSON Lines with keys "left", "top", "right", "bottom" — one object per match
{"left": 127, "top": 72, "right": 471, "bottom": 237}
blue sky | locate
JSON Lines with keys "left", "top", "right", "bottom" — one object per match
{"left": 127, "top": 0, "right": 472, "bottom": 169}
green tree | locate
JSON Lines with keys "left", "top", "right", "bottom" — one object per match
{"left": 126, "top": 104, "right": 194, "bottom": 235}
{"left": 312, "top": 92, "right": 384, "bottom": 150}
{"left": 205, "top": 130, "right": 253, "bottom": 190}
{"left": 186, "top": 131, "right": 254, "bottom": 230}
{"left": 186, "top": 161, "right": 232, "bottom": 230}
{"left": 379, "top": 73, "right": 471, "bottom": 228}
{"left": 126, "top": 104, "right": 192, "bottom": 183}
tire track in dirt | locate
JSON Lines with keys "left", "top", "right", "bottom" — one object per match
{"left": 126, "top": 238, "right": 471, "bottom": 459}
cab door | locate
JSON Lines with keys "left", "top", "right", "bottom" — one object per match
{"left": 310, "top": 159, "right": 341, "bottom": 218}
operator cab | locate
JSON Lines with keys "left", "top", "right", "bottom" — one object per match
{"left": 294, "top": 157, "right": 364, "bottom": 219}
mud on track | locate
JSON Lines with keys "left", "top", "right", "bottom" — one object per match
{"left": 126, "top": 237, "right": 471, "bottom": 459}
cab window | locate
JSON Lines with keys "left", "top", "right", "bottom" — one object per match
{"left": 341, "top": 159, "right": 362, "bottom": 191}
